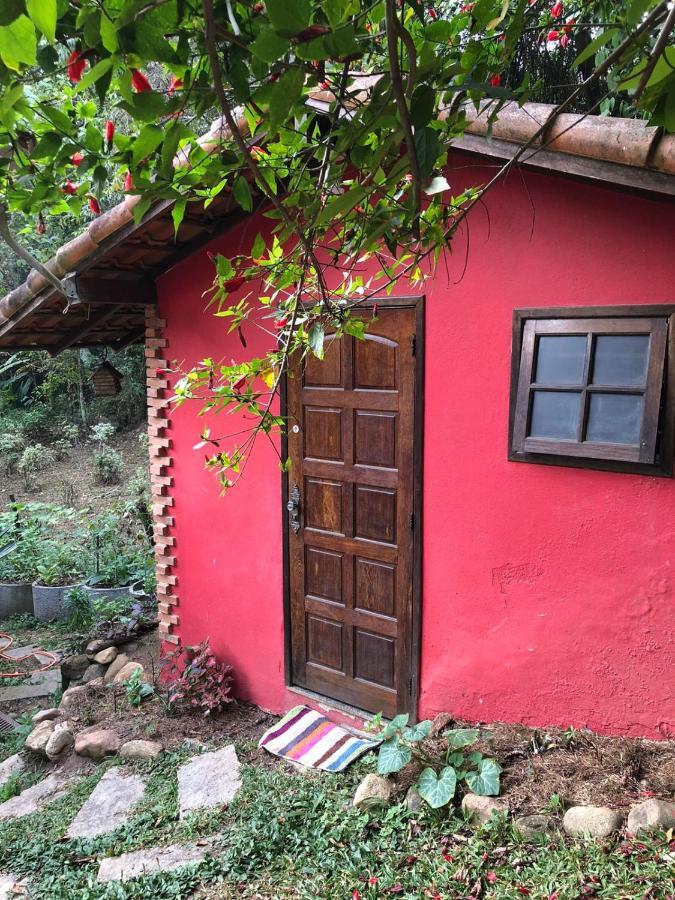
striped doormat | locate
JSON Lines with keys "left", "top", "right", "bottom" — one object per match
{"left": 259, "top": 705, "right": 380, "bottom": 772}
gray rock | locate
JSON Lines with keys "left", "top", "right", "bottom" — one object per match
{"left": 0, "top": 754, "right": 25, "bottom": 789}
{"left": 177, "top": 745, "right": 241, "bottom": 818}
{"left": 0, "top": 874, "right": 29, "bottom": 898}
{"left": 45, "top": 723, "right": 74, "bottom": 760}
{"left": 74, "top": 729, "right": 122, "bottom": 761}
{"left": 61, "top": 654, "right": 89, "bottom": 684}
{"left": 353, "top": 774, "right": 392, "bottom": 809}
{"left": 515, "top": 814, "right": 556, "bottom": 838}
{"left": 405, "top": 785, "right": 422, "bottom": 812}
{"left": 563, "top": 805, "right": 623, "bottom": 838}
{"left": 0, "top": 667, "right": 60, "bottom": 702}
{"left": 82, "top": 663, "right": 106, "bottom": 684}
{"left": 60, "top": 685, "right": 88, "bottom": 710}
{"left": 25, "top": 720, "right": 55, "bottom": 756}
{"left": 86, "top": 639, "right": 114, "bottom": 657}
{"left": 104, "top": 653, "right": 129, "bottom": 684}
{"left": 32, "top": 707, "right": 60, "bottom": 724}
{"left": 67, "top": 769, "right": 145, "bottom": 839}
{"left": 462, "top": 793, "right": 509, "bottom": 823}
{"left": 120, "top": 740, "right": 164, "bottom": 761}
{"left": 97, "top": 842, "right": 208, "bottom": 884}
{"left": 627, "top": 799, "right": 675, "bottom": 835}
{"left": 0, "top": 774, "right": 75, "bottom": 820}
{"left": 94, "top": 647, "right": 118, "bottom": 665}
{"left": 112, "top": 661, "right": 144, "bottom": 685}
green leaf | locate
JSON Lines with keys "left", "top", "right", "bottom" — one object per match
{"left": 410, "top": 84, "right": 435, "bottom": 129}
{"left": 100, "top": 13, "right": 118, "bottom": 51}
{"left": 307, "top": 322, "right": 325, "bottom": 359}
{"left": 268, "top": 67, "right": 304, "bottom": 129}
{"left": 464, "top": 757, "right": 502, "bottom": 796}
{"left": 0, "top": 15, "right": 36, "bottom": 70}
{"left": 26, "top": 0, "right": 55, "bottom": 42}
{"left": 573, "top": 30, "right": 617, "bottom": 68}
{"left": 381, "top": 713, "right": 409, "bottom": 739}
{"left": 418, "top": 766, "right": 457, "bottom": 808}
{"left": 377, "top": 738, "right": 412, "bottom": 774}
{"left": 266, "top": 0, "right": 311, "bottom": 36}
{"left": 171, "top": 198, "right": 186, "bottom": 235}
{"left": 132, "top": 124, "right": 164, "bottom": 165}
{"left": 250, "top": 28, "right": 290, "bottom": 63}
{"left": 0, "top": 0, "right": 25, "bottom": 27}
{"left": 233, "top": 176, "right": 253, "bottom": 212}
{"left": 444, "top": 727, "right": 479, "bottom": 748}
{"left": 251, "top": 233, "right": 265, "bottom": 259}
{"left": 74, "top": 57, "right": 114, "bottom": 94}
{"left": 119, "top": 92, "right": 167, "bottom": 122}
{"left": 402, "top": 720, "right": 432, "bottom": 742}
{"left": 413, "top": 126, "right": 440, "bottom": 181}
{"left": 425, "top": 19, "right": 453, "bottom": 42}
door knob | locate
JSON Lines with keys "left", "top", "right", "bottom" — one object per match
{"left": 287, "top": 484, "right": 301, "bottom": 533}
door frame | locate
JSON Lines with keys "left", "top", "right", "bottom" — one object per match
{"left": 280, "top": 295, "right": 425, "bottom": 720}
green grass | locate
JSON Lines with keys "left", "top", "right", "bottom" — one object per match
{"left": 0, "top": 745, "right": 672, "bottom": 899}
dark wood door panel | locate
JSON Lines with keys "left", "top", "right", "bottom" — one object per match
{"left": 287, "top": 303, "right": 420, "bottom": 717}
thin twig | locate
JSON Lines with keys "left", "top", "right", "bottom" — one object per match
{"left": 633, "top": 1, "right": 675, "bottom": 101}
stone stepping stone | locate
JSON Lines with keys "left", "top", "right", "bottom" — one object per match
{"left": 0, "top": 754, "right": 25, "bottom": 789}
{"left": 67, "top": 769, "right": 145, "bottom": 839}
{"left": 97, "top": 842, "right": 208, "bottom": 884}
{"left": 0, "top": 774, "right": 75, "bottom": 820}
{"left": 0, "top": 668, "right": 61, "bottom": 703}
{"left": 0, "top": 874, "right": 29, "bottom": 898}
{"left": 177, "top": 745, "right": 241, "bottom": 819}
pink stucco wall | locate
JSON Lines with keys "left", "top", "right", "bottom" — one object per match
{"left": 158, "top": 154, "right": 675, "bottom": 738}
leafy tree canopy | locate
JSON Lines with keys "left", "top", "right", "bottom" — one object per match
{"left": 0, "top": 0, "right": 673, "bottom": 486}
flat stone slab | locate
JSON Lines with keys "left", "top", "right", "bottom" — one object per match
{"left": 67, "top": 769, "right": 145, "bottom": 839}
{"left": 0, "top": 668, "right": 61, "bottom": 703}
{"left": 2, "top": 644, "right": 56, "bottom": 666}
{"left": 0, "top": 874, "right": 29, "bottom": 898}
{"left": 0, "top": 774, "right": 74, "bottom": 820}
{"left": 0, "top": 754, "right": 25, "bottom": 788}
{"left": 177, "top": 746, "right": 241, "bottom": 819}
{"left": 97, "top": 843, "right": 208, "bottom": 883}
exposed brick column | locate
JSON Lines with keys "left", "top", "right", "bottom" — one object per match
{"left": 145, "top": 305, "right": 179, "bottom": 646}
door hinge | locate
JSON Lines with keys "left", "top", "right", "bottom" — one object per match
{"left": 411, "top": 334, "right": 417, "bottom": 357}
{"left": 409, "top": 512, "right": 414, "bottom": 530}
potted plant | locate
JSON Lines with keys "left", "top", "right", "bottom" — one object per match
{"left": 83, "top": 512, "right": 141, "bottom": 605}
{"left": 0, "top": 512, "right": 40, "bottom": 618}
{"left": 33, "top": 539, "right": 84, "bottom": 622}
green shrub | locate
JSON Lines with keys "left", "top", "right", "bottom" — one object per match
{"left": 94, "top": 447, "right": 123, "bottom": 484}
{"left": 17, "top": 443, "right": 55, "bottom": 490}
{"left": 35, "top": 539, "right": 83, "bottom": 587}
{"left": 0, "top": 427, "right": 25, "bottom": 474}
{"left": 63, "top": 585, "right": 93, "bottom": 630}
{"left": 89, "top": 422, "right": 115, "bottom": 448}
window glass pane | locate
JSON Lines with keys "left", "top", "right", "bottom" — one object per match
{"left": 586, "top": 393, "right": 643, "bottom": 444}
{"left": 529, "top": 391, "right": 581, "bottom": 439}
{"left": 535, "top": 336, "right": 587, "bottom": 384}
{"left": 592, "top": 335, "right": 649, "bottom": 386}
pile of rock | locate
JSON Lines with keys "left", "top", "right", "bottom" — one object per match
{"left": 61, "top": 640, "right": 146, "bottom": 690}
{"left": 352, "top": 777, "right": 675, "bottom": 839}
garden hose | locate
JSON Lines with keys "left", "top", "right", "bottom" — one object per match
{"left": 0, "top": 632, "right": 59, "bottom": 679}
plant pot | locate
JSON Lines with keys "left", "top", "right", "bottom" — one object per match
{"left": 0, "top": 582, "right": 33, "bottom": 618}
{"left": 129, "top": 580, "right": 150, "bottom": 601}
{"left": 32, "top": 582, "right": 81, "bottom": 622}
{"left": 84, "top": 585, "right": 131, "bottom": 605}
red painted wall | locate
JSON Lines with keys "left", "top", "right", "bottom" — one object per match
{"left": 158, "top": 155, "right": 675, "bottom": 739}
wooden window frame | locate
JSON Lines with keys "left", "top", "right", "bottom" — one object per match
{"left": 509, "top": 305, "right": 675, "bottom": 477}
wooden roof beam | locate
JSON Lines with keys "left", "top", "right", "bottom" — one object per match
{"left": 50, "top": 304, "right": 123, "bottom": 356}
{"left": 64, "top": 275, "right": 157, "bottom": 306}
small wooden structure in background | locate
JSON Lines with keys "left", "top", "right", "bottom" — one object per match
{"left": 91, "top": 360, "right": 123, "bottom": 397}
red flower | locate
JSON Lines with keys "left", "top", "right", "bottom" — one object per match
{"left": 517, "top": 889, "right": 531, "bottom": 896}
{"left": 124, "top": 171, "right": 134, "bottom": 192}
{"left": 88, "top": 196, "right": 101, "bottom": 216}
{"left": 62, "top": 180, "right": 78, "bottom": 195}
{"left": 551, "top": 1, "right": 563, "bottom": 16}
{"left": 560, "top": 33, "right": 569, "bottom": 48}
{"left": 547, "top": 29, "right": 559, "bottom": 41}
{"left": 320, "top": 80, "right": 330, "bottom": 90}
{"left": 461, "top": 2, "right": 474, "bottom": 9}
{"left": 443, "top": 853, "right": 453, "bottom": 862}
{"left": 70, "top": 151, "right": 84, "bottom": 166}
{"left": 487, "top": 871, "right": 497, "bottom": 884}
{"left": 105, "top": 120, "right": 115, "bottom": 146}
{"left": 275, "top": 316, "right": 288, "bottom": 329}
{"left": 131, "top": 69, "right": 152, "bottom": 92}
{"left": 352, "top": 892, "right": 360, "bottom": 900}
{"left": 168, "top": 75, "right": 183, "bottom": 94}
{"left": 232, "top": 375, "right": 247, "bottom": 392}
{"left": 250, "top": 145, "right": 267, "bottom": 159}
{"left": 368, "top": 877, "right": 378, "bottom": 885}
{"left": 372, "top": 303, "right": 378, "bottom": 317}
{"left": 490, "top": 73, "right": 501, "bottom": 87}
{"left": 223, "top": 276, "right": 246, "bottom": 292}
{"left": 66, "top": 50, "right": 86, "bottom": 84}
{"left": 562, "top": 18, "right": 574, "bottom": 32}
{"left": 428, "top": 7, "right": 437, "bottom": 18}
{"left": 155, "top": 368, "right": 168, "bottom": 377}
{"left": 253, "top": 2, "right": 264, "bottom": 10}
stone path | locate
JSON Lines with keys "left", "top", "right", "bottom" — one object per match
{"left": 0, "top": 773, "right": 75, "bottom": 820}
{"left": 97, "top": 842, "right": 209, "bottom": 883}
{"left": 0, "top": 874, "right": 29, "bottom": 898}
{"left": 177, "top": 745, "right": 241, "bottom": 819}
{"left": 0, "top": 753, "right": 25, "bottom": 788}
{"left": 0, "top": 647, "right": 61, "bottom": 703}
{"left": 67, "top": 769, "right": 145, "bottom": 839}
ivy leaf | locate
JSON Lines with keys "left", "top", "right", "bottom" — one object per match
{"left": 410, "top": 84, "right": 435, "bottom": 129}
{"left": 402, "top": 720, "right": 432, "bottom": 742}
{"left": 172, "top": 198, "right": 186, "bottom": 236}
{"left": 0, "top": 15, "right": 36, "bottom": 70}
{"left": 413, "top": 127, "right": 440, "bottom": 181}
{"left": 233, "top": 176, "right": 253, "bottom": 212}
{"left": 418, "top": 766, "right": 457, "bottom": 808}
{"left": 381, "top": 713, "right": 409, "bottom": 740}
{"left": 464, "top": 758, "right": 502, "bottom": 796}
{"left": 132, "top": 124, "right": 163, "bottom": 165}
{"left": 444, "top": 727, "right": 479, "bottom": 748}
{"left": 268, "top": 67, "right": 304, "bottom": 130}
{"left": 307, "top": 322, "right": 325, "bottom": 358}
{"left": 250, "top": 28, "right": 290, "bottom": 63}
{"left": 377, "top": 738, "right": 411, "bottom": 774}
{"left": 266, "top": 0, "right": 311, "bottom": 36}
{"left": 26, "top": 0, "right": 55, "bottom": 43}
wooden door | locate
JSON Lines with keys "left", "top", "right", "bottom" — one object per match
{"left": 286, "top": 303, "right": 421, "bottom": 718}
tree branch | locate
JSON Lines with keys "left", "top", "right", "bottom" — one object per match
{"left": 633, "top": 1, "right": 675, "bottom": 101}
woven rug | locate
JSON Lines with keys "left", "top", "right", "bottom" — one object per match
{"left": 259, "top": 705, "right": 379, "bottom": 772}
